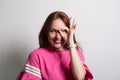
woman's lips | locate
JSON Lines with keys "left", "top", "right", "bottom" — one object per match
{"left": 54, "top": 41, "right": 61, "bottom": 44}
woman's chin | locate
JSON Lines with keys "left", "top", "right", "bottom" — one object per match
{"left": 52, "top": 45, "right": 64, "bottom": 50}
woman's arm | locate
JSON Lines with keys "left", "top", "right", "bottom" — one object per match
{"left": 70, "top": 44, "right": 86, "bottom": 80}
{"left": 69, "top": 18, "right": 86, "bottom": 80}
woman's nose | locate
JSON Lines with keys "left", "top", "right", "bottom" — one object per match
{"left": 55, "top": 31, "right": 61, "bottom": 38}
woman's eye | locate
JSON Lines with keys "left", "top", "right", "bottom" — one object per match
{"left": 49, "top": 30, "right": 56, "bottom": 34}
{"left": 62, "top": 29, "right": 67, "bottom": 33}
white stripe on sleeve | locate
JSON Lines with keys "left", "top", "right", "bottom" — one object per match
{"left": 24, "top": 64, "right": 42, "bottom": 78}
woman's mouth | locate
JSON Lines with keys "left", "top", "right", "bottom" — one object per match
{"left": 54, "top": 41, "right": 61, "bottom": 44}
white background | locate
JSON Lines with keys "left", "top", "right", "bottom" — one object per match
{"left": 0, "top": 0, "right": 120, "bottom": 80}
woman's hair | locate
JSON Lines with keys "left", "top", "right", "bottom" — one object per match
{"left": 38, "top": 11, "right": 80, "bottom": 49}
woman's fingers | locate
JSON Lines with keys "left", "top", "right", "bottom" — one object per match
{"left": 58, "top": 17, "right": 77, "bottom": 45}
{"left": 59, "top": 27, "right": 69, "bottom": 41}
{"left": 70, "top": 18, "right": 77, "bottom": 32}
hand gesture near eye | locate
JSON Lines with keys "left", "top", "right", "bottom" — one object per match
{"left": 69, "top": 18, "right": 77, "bottom": 45}
{"left": 59, "top": 18, "right": 77, "bottom": 47}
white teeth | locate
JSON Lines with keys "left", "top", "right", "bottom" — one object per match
{"left": 54, "top": 41, "right": 61, "bottom": 43}
{"left": 56, "top": 41, "right": 60, "bottom": 42}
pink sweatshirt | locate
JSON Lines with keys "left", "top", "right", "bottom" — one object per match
{"left": 17, "top": 48, "right": 93, "bottom": 80}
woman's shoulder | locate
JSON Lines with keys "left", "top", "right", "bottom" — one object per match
{"left": 32, "top": 47, "right": 48, "bottom": 52}
{"left": 29, "top": 48, "right": 49, "bottom": 56}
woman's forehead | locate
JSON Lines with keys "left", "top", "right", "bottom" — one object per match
{"left": 51, "top": 19, "right": 66, "bottom": 29}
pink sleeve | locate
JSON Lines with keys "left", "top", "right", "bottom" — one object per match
{"left": 17, "top": 50, "right": 42, "bottom": 80}
{"left": 77, "top": 49, "right": 93, "bottom": 80}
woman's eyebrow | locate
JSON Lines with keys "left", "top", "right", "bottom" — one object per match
{"left": 50, "top": 28, "right": 57, "bottom": 30}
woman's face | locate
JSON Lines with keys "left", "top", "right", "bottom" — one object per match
{"left": 48, "top": 18, "right": 68, "bottom": 50}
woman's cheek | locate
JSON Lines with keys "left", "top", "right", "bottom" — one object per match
{"left": 48, "top": 33, "right": 54, "bottom": 38}
{"left": 48, "top": 34, "right": 55, "bottom": 42}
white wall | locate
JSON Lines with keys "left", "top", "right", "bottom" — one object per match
{"left": 0, "top": 0, "right": 120, "bottom": 80}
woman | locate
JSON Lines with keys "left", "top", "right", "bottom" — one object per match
{"left": 17, "top": 11, "right": 93, "bottom": 80}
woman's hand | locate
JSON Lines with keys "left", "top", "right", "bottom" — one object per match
{"left": 59, "top": 18, "right": 77, "bottom": 46}
{"left": 69, "top": 18, "right": 77, "bottom": 45}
